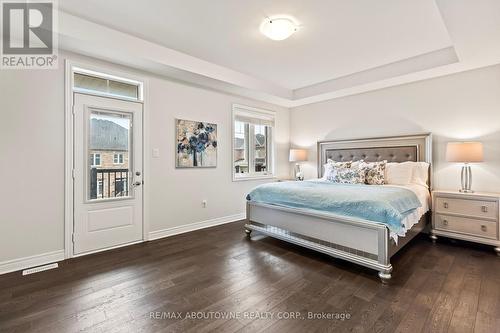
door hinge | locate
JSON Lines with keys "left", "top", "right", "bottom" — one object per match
{"left": 71, "top": 234, "right": 75, "bottom": 243}
{"left": 72, "top": 169, "right": 75, "bottom": 179}
{"left": 72, "top": 105, "right": 75, "bottom": 115}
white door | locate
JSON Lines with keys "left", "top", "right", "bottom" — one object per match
{"left": 73, "top": 93, "right": 143, "bottom": 255}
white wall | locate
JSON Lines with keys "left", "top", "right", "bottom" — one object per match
{"left": 3, "top": 49, "right": 499, "bottom": 269}
{"left": 0, "top": 51, "right": 290, "bottom": 265}
{"left": 0, "top": 68, "right": 65, "bottom": 262}
{"left": 290, "top": 64, "right": 500, "bottom": 192}
{"left": 147, "top": 73, "right": 290, "bottom": 232}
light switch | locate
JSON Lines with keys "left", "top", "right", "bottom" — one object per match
{"left": 152, "top": 148, "right": 160, "bottom": 158}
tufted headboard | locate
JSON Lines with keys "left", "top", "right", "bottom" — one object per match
{"left": 325, "top": 146, "right": 418, "bottom": 163}
{"left": 317, "top": 133, "right": 432, "bottom": 184}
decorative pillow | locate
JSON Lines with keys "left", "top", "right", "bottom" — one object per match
{"left": 350, "top": 160, "right": 364, "bottom": 169}
{"left": 322, "top": 160, "right": 352, "bottom": 180}
{"left": 359, "top": 161, "right": 387, "bottom": 185}
{"left": 385, "top": 162, "right": 413, "bottom": 185}
{"left": 326, "top": 159, "right": 352, "bottom": 168}
{"left": 327, "top": 167, "right": 366, "bottom": 184}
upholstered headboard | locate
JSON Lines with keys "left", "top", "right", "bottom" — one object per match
{"left": 317, "top": 134, "right": 432, "bottom": 182}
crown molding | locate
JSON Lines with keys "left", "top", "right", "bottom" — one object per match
{"left": 57, "top": 9, "right": 500, "bottom": 108}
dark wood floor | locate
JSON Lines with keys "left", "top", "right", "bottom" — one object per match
{"left": 1, "top": 221, "right": 499, "bottom": 333}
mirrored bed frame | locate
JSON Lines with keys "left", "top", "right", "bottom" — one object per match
{"left": 244, "top": 134, "right": 432, "bottom": 283}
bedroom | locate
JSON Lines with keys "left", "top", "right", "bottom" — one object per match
{"left": 0, "top": 0, "right": 499, "bottom": 332}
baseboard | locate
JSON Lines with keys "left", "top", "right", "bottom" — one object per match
{"left": 0, "top": 250, "right": 65, "bottom": 275}
{"left": 149, "top": 213, "right": 245, "bottom": 241}
{"left": 0, "top": 214, "right": 245, "bottom": 274}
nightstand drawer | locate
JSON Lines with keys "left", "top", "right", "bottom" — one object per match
{"left": 435, "top": 197, "right": 498, "bottom": 219}
{"left": 434, "top": 214, "right": 498, "bottom": 239}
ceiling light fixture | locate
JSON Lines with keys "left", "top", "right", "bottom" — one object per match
{"left": 260, "top": 17, "right": 299, "bottom": 41}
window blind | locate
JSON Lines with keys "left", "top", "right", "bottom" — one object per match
{"left": 233, "top": 108, "right": 275, "bottom": 127}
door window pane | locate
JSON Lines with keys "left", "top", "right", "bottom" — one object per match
{"left": 88, "top": 111, "right": 131, "bottom": 200}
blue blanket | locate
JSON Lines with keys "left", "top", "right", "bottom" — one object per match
{"left": 246, "top": 180, "right": 422, "bottom": 234}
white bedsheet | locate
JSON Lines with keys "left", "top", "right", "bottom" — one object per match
{"left": 386, "top": 184, "right": 430, "bottom": 243}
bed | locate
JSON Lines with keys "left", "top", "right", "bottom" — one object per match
{"left": 244, "top": 134, "right": 432, "bottom": 283}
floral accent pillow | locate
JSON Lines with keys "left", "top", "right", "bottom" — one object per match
{"left": 359, "top": 160, "right": 387, "bottom": 185}
{"left": 327, "top": 167, "right": 366, "bottom": 184}
{"left": 323, "top": 160, "right": 352, "bottom": 180}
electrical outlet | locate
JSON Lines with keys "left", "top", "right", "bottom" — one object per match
{"left": 152, "top": 148, "right": 160, "bottom": 158}
{"left": 202, "top": 200, "right": 207, "bottom": 208}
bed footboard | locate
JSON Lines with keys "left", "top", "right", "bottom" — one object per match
{"left": 245, "top": 201, "right": 393, "bottom": 283}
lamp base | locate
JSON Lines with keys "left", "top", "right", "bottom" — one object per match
{"left": 294, "top": 163, "right": 304, "bottom": 181}
{"left": 460, "top": 164, "right": 473, "bottom": 193}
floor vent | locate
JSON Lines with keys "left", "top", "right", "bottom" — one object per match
{"left": 22, "top": 263, "right": 59, "bottom": 276}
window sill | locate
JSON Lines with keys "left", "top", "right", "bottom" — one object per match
{"left": 233, "top": 174, "right": 276, "bottom": 182}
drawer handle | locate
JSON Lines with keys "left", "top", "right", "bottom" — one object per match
{"left": 481, "top": 206, "right": 488, "bottom": 213}
{"left": 443, "top": 219, "right": 449, "bottom": 226}
{"left": 443, "top": 202, "right": 449, "bottom": 209}
{"left": 481, "top": 225, "right": 487, "bottom": 232}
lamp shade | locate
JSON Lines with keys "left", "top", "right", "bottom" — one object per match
{"left": 446, "top": 142, "right": 484, "bottom": 163}
{"left": 289, "top": 149, "right": 308, "bottom": 162}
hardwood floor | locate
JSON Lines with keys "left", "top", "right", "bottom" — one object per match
{"left": 0, "top": 220, "right": 499, "bottom": 333}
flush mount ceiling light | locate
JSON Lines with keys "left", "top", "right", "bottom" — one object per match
{"left": 260, "top": 17, "right": 299, "bottom": 41}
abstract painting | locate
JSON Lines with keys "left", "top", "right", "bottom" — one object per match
{"left": 176, "top": 119, "right": 217, "bottom": 168}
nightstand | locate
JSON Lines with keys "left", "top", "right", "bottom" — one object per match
{"left": 431, "top": 190, "right": 500, "bottom": 256}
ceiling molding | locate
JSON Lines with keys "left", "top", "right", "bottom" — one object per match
{"left": 57, "top": 1, "right": 500, "bottom": 109}
{"left": 58, "top": 11, "right": 293, "bottom": 105}
{"left": 293, "top": 47, "right": 459, "bottom": 100}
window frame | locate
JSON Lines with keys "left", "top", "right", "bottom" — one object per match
{"left": 113, "top": 153, "right": 124, "bottom": 164}
{"left": 232, "top": 104, "right": 276, "bottom": 181}
{"left": 72, "top": 67, "right": 143, "bottom": 102}
{"left": 91, "top": 153, "right": 101, "bottom": 167}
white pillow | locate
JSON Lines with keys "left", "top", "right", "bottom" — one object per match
{"left": 385, "top": 162, "right": 414, "bottom": 185}
{"left": 411, "top": 162, "right": 430, "bottom": 187}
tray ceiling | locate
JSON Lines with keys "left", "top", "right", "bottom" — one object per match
{"left": 58, "top": 0, "right": 500, "bottom": 107}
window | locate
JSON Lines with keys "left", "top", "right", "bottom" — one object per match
{"left": 88, "top": 111, "right": 132, "bottom": 200}
{"left": 232, "top": 104, "right": 275, "bottom": 180}
{"left": 73, "top": 68, "right": 142, "bottom": 101}
{"left": 90, "top": 153, "right": 101, "bottom": 167}
{"left": 113, "top": 153, "right": 124, "bottom": 164}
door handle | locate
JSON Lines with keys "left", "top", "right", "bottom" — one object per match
{"left": 133, "top": 181, "right": 142, "bottom": 187}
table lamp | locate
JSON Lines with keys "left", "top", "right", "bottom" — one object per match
{"left": 289, "top": 149, "right": 308, "bottom": 181}
{"left": 446, "top": 142, "right": 483, "bottom": 193}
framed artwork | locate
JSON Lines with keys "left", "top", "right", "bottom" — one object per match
{"left": 176, "top": 119, "right": 217, "bottom": 168}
